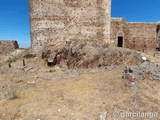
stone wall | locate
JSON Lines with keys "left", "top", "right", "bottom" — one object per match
{"left": 124, "top": 23, "right": 157, "bottom": 50}
{"left": 110, "top": 18, "right": 126, "bottom": 43}
{"left": 111, "top": 18, "right": 157, "bottom": 50}
{"left": 29, "top": 0, "right": 111, "bottom": 51}
{"left": 0, "top": 41, "right": 19, "bottom": 54}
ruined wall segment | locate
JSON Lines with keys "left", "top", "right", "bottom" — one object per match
{"left": 29, "top": 0, "right": 111, "bottom": 51}
{"left": 157, "top": 22, "right": 160, "bottom": 48}
{"left": 0, "top": 40, "right": 19, "bottom": 54}
{"left": 111, "top": 18, "right": 157, "bottom": 50}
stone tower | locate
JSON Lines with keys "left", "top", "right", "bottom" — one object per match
{"left": 29, "top": 0, "right": 111, "bottom": 51}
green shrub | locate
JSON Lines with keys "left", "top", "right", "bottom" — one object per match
{"left": 9, "top": 87, "right": 18, "bottom": 100}
{"left": 6, "top": 58, "right": 18, "bottom": 64}
{"left": 8, "top": 79, "right": 19, "bottom": 100}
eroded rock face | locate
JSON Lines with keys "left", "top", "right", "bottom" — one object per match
{"left": 42, "top": 40, "right": 108, "bottom": 68}
{"left": 41, "top": 40, "right": 143, "bottom": 69}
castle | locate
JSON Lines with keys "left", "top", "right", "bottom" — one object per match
{"left": 29, "top": 0, "right": 160, "bottom": 51}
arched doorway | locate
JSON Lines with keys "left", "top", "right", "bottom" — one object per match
{"left": 156, "top": 24, "right": 160, "bottom": 49}
{"left": 116, "top": 31, "right": 124, "bottom": 47}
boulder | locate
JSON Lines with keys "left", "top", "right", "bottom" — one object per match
{"left": 123, "top": 62, "right": 160, "bottom": 81}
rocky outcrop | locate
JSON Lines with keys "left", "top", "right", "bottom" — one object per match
{"left": 41, "top": 40, "right": 143, "bottom": 69}
{"left": 42, "top": 40, "right": 108, "bottom": 68}
{"left": 123, "top": 61, "right": 160, "bottom": 81}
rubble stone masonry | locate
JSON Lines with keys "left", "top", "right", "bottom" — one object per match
{"left": 0, "top": 40, "right": 19, "bottom": 54}
{"left": 29, "top": 0, "right": 111, "bottom": 51}
{"left": 111, "top": 18, "right": 157, "bottom": 51}
{"left": 124, "top": 23, "right": 157, "bottom": 50}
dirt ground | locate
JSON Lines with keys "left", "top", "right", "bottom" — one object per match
{"left": 0, "top": 48, "right": 160, "bottom": 120}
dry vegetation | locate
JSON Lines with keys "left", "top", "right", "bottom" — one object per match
{"left": 0, "top": 47, "right": 160, "bottom": 120}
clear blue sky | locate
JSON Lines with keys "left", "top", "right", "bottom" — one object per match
{"left": 0, "top": 0, "right": 30, "bottom": 48}
{"left": 111, "top": 0, "right": 160, "bottom": 22}
{"left": 0, "top": 0, "right": 159, "bottom": 48}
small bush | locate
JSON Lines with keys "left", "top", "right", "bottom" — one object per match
{"left": 6, "top": 58, "right": 18, "bottom": 64}
{"left": 9, "top": 87, "right": 18, "bottom": 100}
{"left": 8, "top": 79, "right": 19, "bottom": 100}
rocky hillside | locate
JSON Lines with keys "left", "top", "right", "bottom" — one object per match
{"left": 0, "top": 45, "right": 160, "bottom": 120}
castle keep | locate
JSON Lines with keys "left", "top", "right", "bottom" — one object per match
{"left": 29, "top": 0, "right": 111, "bottom": 51}
{"left": 29, "top": 0, "right": 160, "bottom": 51}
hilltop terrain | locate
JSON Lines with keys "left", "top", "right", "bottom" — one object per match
{"left": 0, "top": 46, "right": 160, "bottom": 120}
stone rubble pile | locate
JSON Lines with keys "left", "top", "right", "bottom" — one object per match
{"left": 123, "top": 61, "right": 160, "bottom": 81}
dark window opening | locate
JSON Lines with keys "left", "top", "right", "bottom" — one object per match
{"left": 117, "top": 36, "right": 123, "bottom": 47}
